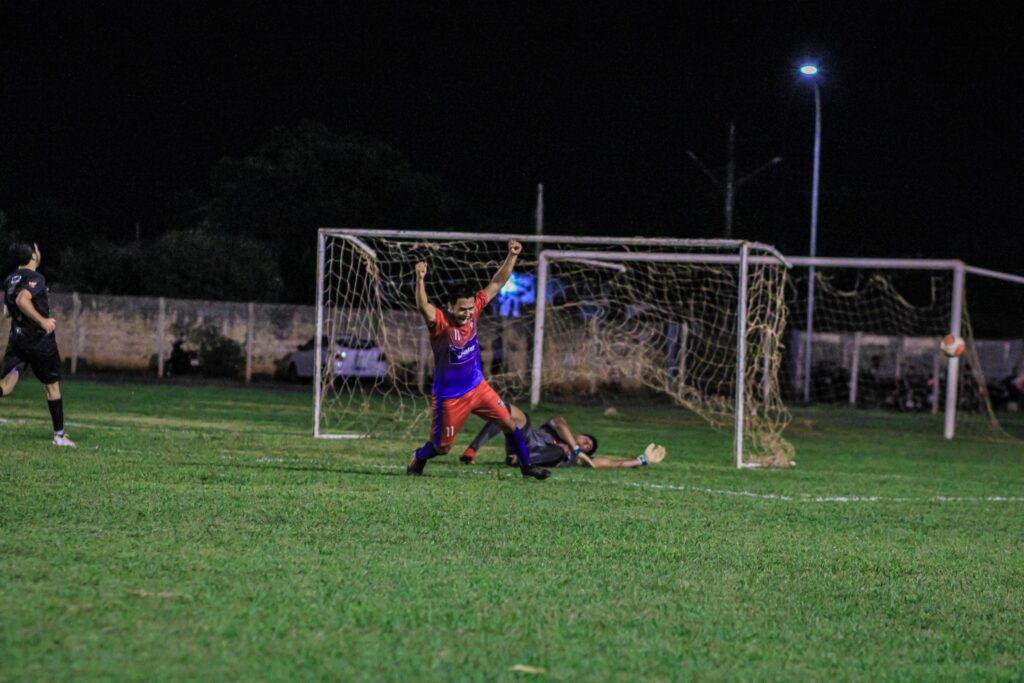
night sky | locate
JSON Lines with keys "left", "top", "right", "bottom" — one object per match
{"left": 2, "top": 1, "right": 1021, "bottom": 268}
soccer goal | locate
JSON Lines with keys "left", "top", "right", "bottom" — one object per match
{"left": 784, "top": 257, "right": 1024, "bottom": 440}
{"left": 314, "top": 229, "right": 793, "bottom": 467}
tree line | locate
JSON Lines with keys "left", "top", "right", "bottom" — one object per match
{"left": 0, "top": 121, "right": 453, "bottom": 303}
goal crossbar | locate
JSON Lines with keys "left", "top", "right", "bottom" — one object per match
{"left": 532, "top": 244, "right": 783, "bottom": 468}
{"left": 781, "top": 257, "right": 1024, "bottom": 440}
{"left": 319, "top": 227, "right": 790, "bottom": 264}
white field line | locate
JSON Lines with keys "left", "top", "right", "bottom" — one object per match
{"left": 628, "top": 482, "right": 1024, "bottom": 503}
{"left": 359, "top": 463, "right": 1024, "bottom": 504}
{"left": 5, "top": 430, "right": 1019, "bottom": 504}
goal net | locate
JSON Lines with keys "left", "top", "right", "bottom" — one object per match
{"left": 783, "top": 259, "right": 1007, "bottom": 439}
{"left": 315, "top": 230, "right": 793, "bottom": 466}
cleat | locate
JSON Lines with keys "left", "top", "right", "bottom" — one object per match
{"left": 406, "top": 451, "right": 426, "bottom": 476}
{"left": 459, "top": 448, "right": 477, "bottom": 464}
{"left": 574, "top": 453, "right": 595, "bottom": 468}
{"left": 520, "top": 465, "right": 551, "bottom": 480}
{"left": 52, "top": 434, "right": 76, "bottom": 448}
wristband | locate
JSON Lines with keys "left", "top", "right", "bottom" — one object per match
{"left": 571, "top": 446, "right": 582, "bottom": 457}
{"left": 639, "top": 454, "right": 648, "bottom": 466}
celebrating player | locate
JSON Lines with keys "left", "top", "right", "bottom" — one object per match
{"left": 1, "top": 242, "right": 76, "bottom": 447}
{"left": 407, "top": 240, "right": 550, "bottom": 479}
{"left": 462, "top": 403, "right": 667, "bottom": 470}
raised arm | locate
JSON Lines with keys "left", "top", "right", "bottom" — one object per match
{"left": 482, "top": 239, "right": 522, "bottom": 304}
{"left": 16, "top": 290, "right": 56, "bottom": 334}
{"left": 414, "top": 261, "right": 437, "bottom": 326}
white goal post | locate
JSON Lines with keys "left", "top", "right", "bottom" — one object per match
{"left": 313, "top": 228, "right": 1023, "bottom": 463}
{"left": 530, "top": 245, "right": 790, "bottom": 468}
{"left": 784, "top": 256, "right": 1024, "bottom": 440}
{"left": 313, "top": 229, "right": 793, "bottom": 467}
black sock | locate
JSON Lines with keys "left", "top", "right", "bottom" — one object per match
{"left": 469, "top": 420, "right": 503, "bottom": 451}
{"left": 47, "top": 398, "right": 64, "bottom": 435}
{"left": 0, "top": 386, "right": 5, "bottom": 398}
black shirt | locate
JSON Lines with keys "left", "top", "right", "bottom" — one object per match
{"left": 4, "top": 268, "right": 50, "bottom": 343}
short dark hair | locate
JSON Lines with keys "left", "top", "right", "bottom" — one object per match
{"left": 580, "top": 433, "right": 598, "bottom": 455}
{"left": 8, "top": 241, "right": 35, "bottom": 268}
{"left": 446, "top": 282, "right": 478, "bottom": 305}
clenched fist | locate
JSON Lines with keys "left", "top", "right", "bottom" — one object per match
{"left": 415, "top": 262, "right": 427, "bottom": 278}
{"left": 508, "top": 240, "right": 522, "bottom": 256}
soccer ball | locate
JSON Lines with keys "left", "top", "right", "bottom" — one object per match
{"left": 940, "top": 334, "right": 966, "bottom": 358}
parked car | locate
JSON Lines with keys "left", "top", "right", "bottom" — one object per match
{"left": 284, "top": 335, "right": 389, "bottom": 381}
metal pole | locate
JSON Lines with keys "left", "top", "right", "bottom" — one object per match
{"left": 678, "top": 320, "right": 689, "bottom": 389}
{"left": 157, "top": 297, "right": 166, "bottom": 378}
{"left": 762, "top": 341, "right": 771, "bottom": 407}
{"left": 313, "top": 232, "right": 327, "bottom": 437}
{"left": 735, "top": 243, "right": 750, "bottom": 468}
{"left": 245, "top": 301, "right": 255, "bottom": 384}
{"left": 944, "top": 263, "right": 965, "bottom": 439}
{"left": 849, "top": 331, "right": 862, "bottom": 406}
{"left": 802, "top": 82, "right": 822, "bottom": 403}
{"left": 71, "top": 292, "right": 80, "bottom": 375}
{"left": 724, "top": 122, "right": 735, "bottom": 239}
{"left": 530, "top": 252, "right": 550, "bottom": 406}
{"left": 535, "top": 183, "right": 544, "bottom": 237}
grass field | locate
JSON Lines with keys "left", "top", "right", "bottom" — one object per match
{"left": 2, "top": 380, "right": 1023, "bottom": 681}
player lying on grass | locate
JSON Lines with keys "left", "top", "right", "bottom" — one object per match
{"left": 406, "top": 240, "right": 550, "bottom": 480}
{"left": 1, "top": 241, "right": 75, "bottom": 447}
{"left": 461, "top": 403, "right": 666, "bottom": 469}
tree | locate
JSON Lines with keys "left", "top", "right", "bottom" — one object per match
{"left": 207, "top": 120, "right": 451, "bottom": 302}
{"left": 1, "top": 199, "right": 98, "bottom": 281}
{"left": 148, "top": 227, "right": 284, "bottom": 302}
{"left": 59, "top": 240, "right": 145, "bottom": 295}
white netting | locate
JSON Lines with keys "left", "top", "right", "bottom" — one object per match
{"left": 316, "top": 231, "right": 793, "bottom": 464}
{"left": 540, "top": 253, "right": 792, "bottom": 465}
{"left": 784, "top": 268, "right": 1004, "bottom": 438}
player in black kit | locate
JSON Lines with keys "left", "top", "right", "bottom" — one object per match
{"left": 1, "top": 242, "right": 75, "bottom": 447}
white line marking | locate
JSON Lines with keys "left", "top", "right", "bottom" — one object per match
{"left": 624, "top": 482, "right": 1024, "bottom": 504}
{"left": 364, "top": 463, "right": 1023, "bottom": 503}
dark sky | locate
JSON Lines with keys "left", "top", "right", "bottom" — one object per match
{"left": 2, "top": 1, "right": 1021, "bottom": 266}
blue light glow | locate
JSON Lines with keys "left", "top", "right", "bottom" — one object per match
{"left": 497, "top": 272, "right": 536, "bottom": 317}
{"left": 800, "top": 65, "right": 819, "bottom": 76}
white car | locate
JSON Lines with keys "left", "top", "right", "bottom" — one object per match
{"left": 284, "top": 335, "right": 389, "bottom": 381}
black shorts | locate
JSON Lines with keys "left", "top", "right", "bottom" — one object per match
{"left": 505, "top": 412, "right": 569, "bottom": 467}
{"left": 2, "top": 334, "right": 62, "bottom": 384}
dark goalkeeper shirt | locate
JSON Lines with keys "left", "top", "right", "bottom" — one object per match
{"left": 4, "top": 268, "right": 51, "bottom": 345}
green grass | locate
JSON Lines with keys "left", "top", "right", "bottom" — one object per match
{"left": 2, "top": 380, "right": 1023, "bottom": 681}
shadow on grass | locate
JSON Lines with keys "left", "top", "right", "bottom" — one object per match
{"left": 170, "top": 458, "right": 518, "bottom": 480}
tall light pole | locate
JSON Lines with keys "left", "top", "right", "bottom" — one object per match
{"left": 801, "top": 64, "right": 822, "bottom": 403}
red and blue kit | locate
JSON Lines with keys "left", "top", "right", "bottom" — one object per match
{"left": 428, "top": 291, "right": 510, "bottom": 448}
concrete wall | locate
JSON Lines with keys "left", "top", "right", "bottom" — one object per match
{"left": 1, "top": 293, "right": 316, "bottom": 379}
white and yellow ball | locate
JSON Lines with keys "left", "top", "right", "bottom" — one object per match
{"left": 940, "top": 334, "right": 966, "bottom": 358}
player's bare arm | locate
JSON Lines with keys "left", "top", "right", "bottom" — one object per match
{"left": 545, "top": 416, "right": 583, "bottom": 453}
{"left": 585, "top": 444, "right": 667, "bottom": 469}
{"left": 16, "top": 290, "right": 56, "bottom": 334}
{"left": 483, "top": 239, "right": 522, "bottom": 304}
{"left": 414, "top": 261, "right": 437, "bottom": 326}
